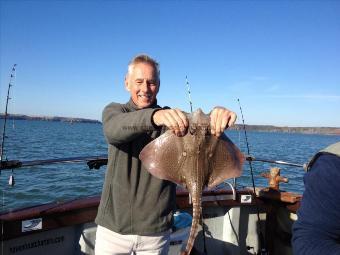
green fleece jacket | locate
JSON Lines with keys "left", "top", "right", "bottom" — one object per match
{"left": 95, "top": 99, "right": 177, "bottom": 235}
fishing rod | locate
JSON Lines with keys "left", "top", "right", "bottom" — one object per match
{"left": 0, "top": 154, "right": 305, "bottom": 172}
{"left": 185, "top": 75, "right": 193, "bottom": 113}
{"left": 238, "top": 98, "right": 268, "bottom": 255}
{"left": 0, "top": 153, "right": 305, "bottom": 171}
{"left": 1, "top": 64, "right": 17, "bottom": 186}
{"left": 0, "top": 64, "right": 17, "bottom": 164}
{"left": 0, "top": 155, "right": 108, "bottom": 171}
{"left": 245, "top": 155, "right": 305, "bottom": 168}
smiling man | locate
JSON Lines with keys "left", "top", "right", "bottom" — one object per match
{"left": 125, "top": 58, "right": 159, "bottom": 109}
{"left": 95, "top": 54, "right": 237, "bottom": 254}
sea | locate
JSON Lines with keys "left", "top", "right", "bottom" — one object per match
{"left": 0, "top": 119, "right": 339, "bottom": 213}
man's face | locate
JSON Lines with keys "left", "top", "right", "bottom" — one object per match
{"left": 125, "top": 62, "right": 159, "bottom": 109}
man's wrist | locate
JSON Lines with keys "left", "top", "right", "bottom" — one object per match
{"left": 151, "top": 109, "right": 163, "bottom": 127}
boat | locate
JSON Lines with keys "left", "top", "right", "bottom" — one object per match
{"left": 0, "top": 157, "right": 301, "bottom": 255}
{"left": 0, "top": 66, "right": 302, "bottom": 254}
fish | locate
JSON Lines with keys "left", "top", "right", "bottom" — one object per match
{"left": 139, "top": 108, "right": 244, "bottom": 255}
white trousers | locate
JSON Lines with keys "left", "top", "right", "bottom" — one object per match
{"left": 95, "top": 225, "right": 170, "bottom": 255}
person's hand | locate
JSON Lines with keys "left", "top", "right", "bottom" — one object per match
{"left": 153, "top": 109, "right": 188, "bottom": 136}
{"left": 210, "top": 107, "right": 237, "bottom": 137}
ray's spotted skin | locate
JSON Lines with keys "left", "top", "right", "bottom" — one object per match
{"left": 140, "top": 109, "right": 244, "bottom": 255}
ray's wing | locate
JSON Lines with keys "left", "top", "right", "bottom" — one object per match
{"left": 139, "top": 131, "right": 186, "bottom": 186}
{"left": 207, "top": 134, "right": 245, "bottom": 189}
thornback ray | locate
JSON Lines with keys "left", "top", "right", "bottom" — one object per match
{"left": 139, "top": 108, "right": 244, "bottom": 255}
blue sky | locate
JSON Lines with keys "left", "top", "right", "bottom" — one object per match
{"left": 1, "top": 0, "right": 339, "bottom": 127}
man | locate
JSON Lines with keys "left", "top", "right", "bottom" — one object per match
{"left": 292, "top": 142, "right": 340, "bottom": 255}
{"left": 95, "top": 54, "right": 237, "bottom": 254}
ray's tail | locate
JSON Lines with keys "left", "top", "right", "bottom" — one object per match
{"left": 181, "top": 195, "right": 202, "bottom": 255}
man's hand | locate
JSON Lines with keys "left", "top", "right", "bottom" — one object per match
{"left": 153, "top": 109, "right": 188, "bottom": 136}
{"left": 210, "top": 107, "right": 237, "bottom": 137}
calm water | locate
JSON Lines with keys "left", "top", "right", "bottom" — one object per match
{"left": 0, "top": 120, "right": 339, "bottom": 213}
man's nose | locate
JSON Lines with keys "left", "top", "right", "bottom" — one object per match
{"left": 140, "top": 81, "right": 149, "bottom": 92}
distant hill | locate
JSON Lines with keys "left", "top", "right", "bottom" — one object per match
{"left": 0, "top": 113, "right": 100, "bottom": 124}
{"left": 1, "top": 113, "right": 339, "bottom": 135}
{"left": 230, "top": 124, "right": 340, "bottom": 135}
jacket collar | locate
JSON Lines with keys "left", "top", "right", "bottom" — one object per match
{"left": 127, "top": 98, "right": 159, "bottom": 111}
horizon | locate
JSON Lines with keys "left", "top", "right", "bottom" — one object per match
{"left": 1, "top": 112, "right": 340, "bottom": 129}
{"left": 1, "top": 1, "right": 339, "bottom": 127}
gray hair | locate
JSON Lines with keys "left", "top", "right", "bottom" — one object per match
{"left": 127, "top": 54, "right": 160, "bottom": 83}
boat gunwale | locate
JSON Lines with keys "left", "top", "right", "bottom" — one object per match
{"left": 0, "top": 188, "right": 300, "bottom": 241}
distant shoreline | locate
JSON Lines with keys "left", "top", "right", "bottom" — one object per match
{"left": 1, "top": 113, "right": 339, "bottom": 135}
{"left": 230, "top": 125, "right": 340, "bottom": 136}
{"left": 0, "top": 114, "right": 101, "bottom": 124}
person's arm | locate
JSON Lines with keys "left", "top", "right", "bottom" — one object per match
{"left": 292, "top": 154, "right": 340, "bottom": 255}
{"left": 102, "top": 102, "right": 161, "bottom": 145}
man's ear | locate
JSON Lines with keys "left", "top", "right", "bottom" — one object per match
{"left": 125, "top": 76, "right": 130, "bottom": 92}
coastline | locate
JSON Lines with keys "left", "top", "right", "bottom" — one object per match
{"left": 0, "top": 114, "right": 100, "bottom": 124}
{"left": 1, "top": 114, "right": 339, "bottom": 135}
{"left": 230, "top": 125, "right": 340, "bottom": 136}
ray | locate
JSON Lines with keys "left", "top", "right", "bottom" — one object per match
{"left": 139, "top": 108, "right": 244, "bottom": 255}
